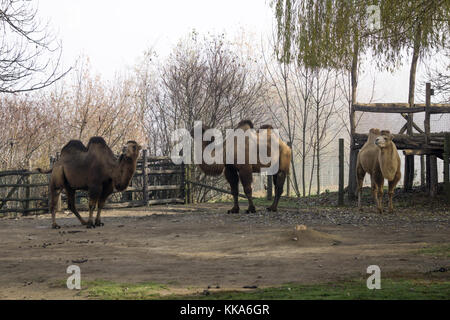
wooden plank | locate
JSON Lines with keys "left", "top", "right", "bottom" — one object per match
{"left": 186, "top": 179, "right": 248, "bottom": 199}
{"left": 147, "top": 198, "right": 185, "bottom": 205}
{"left": 147, "top": 185, "right": 181, "bottom": 191}
{"left": 354, "top": 105, "right": 425, "bottom": 113}
{"left": 0, "top": 170, "right": 27, "bottom": 177}
{"left": 428, "top": 106, "right": 450, "bottom": 114}
{"left": 354, "top": 102, "right": 410, "bottom": 107}
{"left": 0, "top": 207, "right": 48, "bottom": 214}
{"left": 414, "top": 103, "right": 450, "bottom": 108}
{"left": 0, "top": 175, "right": 26, "bottom": 209}
{"left": 0, "top": 197, "right": 47, "bottom": 202}
{"left": 148, "top": 169, "right": 183, "bottom": 174}
{"left": 0, "top": 183, "right": 48, "bottom": 188}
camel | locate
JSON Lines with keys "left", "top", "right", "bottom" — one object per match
{"left": 191, "top": 120, "right": 291, "bottom": 213}
{"left": 38, "top": 137, "right": 141, "bottom": 229}
{"left": 356, "top": 128, "right": 401, "bottom": 214}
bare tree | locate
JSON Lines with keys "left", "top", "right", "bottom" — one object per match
{"left": 0, "top": 0, "right": 69, "bottom": 93}
{"left": 135, "top": 32, "right": 270, "bottom": 201}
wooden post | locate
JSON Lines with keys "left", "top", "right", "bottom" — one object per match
{"left": 186, "top": 165, "right": 191, "bottom": 204}
{"left": 347, "top": 149, "right": 358, "bottom": 200}
{"left": 23, "top": 160, "right": 31, "bottom": 215}
{"left": 420, "top": 155, "right": 425, "bottom": 189}
{"left": 267, "top": 174, "right": 273, "bottom": 201}
{"left": 444, "top": 133, "right": 450, "bottom": 202}
{"left": 286, "top": 142, "right": 291, "bottom": 197}
{"left": 338, "top": 139, "right": 344, "bottom": 206}
{"left": 404, "top": 157, "right": 414, "bottom": 191}
{"left": 142, "top": 149, "right": 148, "bottom": 205}
{"left": 424, "top": 83, "right": 432, "bottom": 195}
{"left": 52, "top": 154, "right": 62, "bottom": 212}
{"left": 180, "top": 157, "right": 186, "bottom": 204}
{"left": 424, "top": 83, "right": 431, "bottom": 144}
{"left": 429, "top": 155, "right": 438, "bottom": 197}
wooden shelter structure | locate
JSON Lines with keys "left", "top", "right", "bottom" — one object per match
{"left": 348, "top": 83, "right": 450, "bottom": 198}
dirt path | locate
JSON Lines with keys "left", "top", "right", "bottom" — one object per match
{"left": 0, "top": 203, "right": 448, "bottom": 299}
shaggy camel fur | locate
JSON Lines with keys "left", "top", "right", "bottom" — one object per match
{"left": 356, "top": 129, "right": 401, "bottom": 213}
{"left": 38, "top": 137, "right": 141, "bottom": 228}
{"left": 191, "top": 120, "right": 291, "bottom": 213}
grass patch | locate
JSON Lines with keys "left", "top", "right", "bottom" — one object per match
{"left": 82, "top": 280, "right": 168, "bottom": 300}
{"left": 415, "top": 244, "right": 450, "bottom": 258}
{"left": 178, "top": 278, "right": 450, "bottom": 300}
{"left": 77, "top": 277, "right": 450, "bottom": 300}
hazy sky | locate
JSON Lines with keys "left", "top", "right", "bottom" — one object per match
{"left": 37, "top": 0, "right": 432, "bottom": 105}
{"left": 38, "top": 0, "right": 273, "bottom": 77}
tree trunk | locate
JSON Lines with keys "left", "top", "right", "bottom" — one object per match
{"left": 348, "top": 40, "right": 359, "bottom": 200}
{"left": 404, "top": 26, "right": 421, "bottom": 192}
{"left": 316, "top": 98, "right": 320, "bottom": 196}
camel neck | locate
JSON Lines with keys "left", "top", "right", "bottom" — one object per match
{"left": 114, "top": 156, "right": 136, "bottom": 191}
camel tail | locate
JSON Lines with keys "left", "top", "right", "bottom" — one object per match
{"left": 36, "top": 167, "right": 52, "bottom": 174}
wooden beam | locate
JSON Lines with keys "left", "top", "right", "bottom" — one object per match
{"left": 353, "top": 104, "right": 425, "bottom": 113}
{"left": 353, "top": 102, "right": 450, "bottom": 114}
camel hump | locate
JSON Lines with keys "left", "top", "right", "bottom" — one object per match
{"left": 61, "top": 140, "right": 88, "bottom": 153}
{"left": 236, "top": 120, "right": 254, "bottom": 129}
{"left": 259, "top": 124, "right": 273, "bottom": 130}
{"left": 87, "top": 136, "right": 108, "bottom": 148}
{"left": 369, "top": 128, "right": 381, "bottom": 135}
{"left": 380, "top": 130, "right": 393, "bottom": 138}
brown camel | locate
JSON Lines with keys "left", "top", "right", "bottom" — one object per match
{"left": 191, "top": 120, "right": 291, "bottom": 213}
{"left": 38, "top": 137, "right": 141, "bottom": 229}
{"left": 356, "top": 129, "right": 401, "bottom": 213}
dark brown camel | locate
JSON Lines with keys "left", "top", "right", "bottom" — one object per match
{"left": 191, "top": 120, "right": 291, "bottom": 213}
{"left": 38, "top": 137, "right": 141, "bottom": 229}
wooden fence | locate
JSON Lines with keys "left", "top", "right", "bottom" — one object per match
{"left": 0, "top": 152, "right": 185, "bottom": 215}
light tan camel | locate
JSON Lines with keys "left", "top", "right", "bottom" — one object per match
{"left": 356, "top": 129, "right": 401, "bottom": 213}
{"left": 38, "top": 137, "right": 141, "bottom": 228}
{"left": 191, "top": 120, "right": 291, "bottom": 213}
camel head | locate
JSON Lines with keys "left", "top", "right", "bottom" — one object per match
{"left": 375, "top": 130, "right": 394, "bottom": 149}
{"left": 122, "top": 140, "right": 142, "bottom": 160}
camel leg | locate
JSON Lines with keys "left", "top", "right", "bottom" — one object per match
{"left": 371, "top": 179, "right": 379, "bottom": 214}
{"left": 66, "top": 188, "right": 87, "bottom": 225}
{"left": 95, "top": 196, "right": 107, "bottom": 227}
{"left": 356, "top": 165, "right": 365, "bottom": 212}
{"left": 373, "top": 174, "right": 384, "bottom": 214}
{"left": 49, "top": 184, "right": 62, "bottom": 229}
{"left": 239, "top": 168, "right": 255, "bottom": 213}
{"left": 388, "top": 170, "right": 401, "bottom": 213}
{"left": 268, "top": 171, "right": 286, "bottom": 212}
{"left": 224, "top": 165, "right": 240, "bottom": 214}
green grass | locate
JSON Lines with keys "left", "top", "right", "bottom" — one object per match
{"left": 82, "top": 280, "right": 168, "bottom": 299}
{"left": 415, "top": 244, "right": 450, "bottom": 258}
{"left": 77, "top": 277, "right": 450, "bottom": 300}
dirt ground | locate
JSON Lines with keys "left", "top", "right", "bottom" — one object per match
{"left": 0, "top": 201, "right": 449, "bottom": 299}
